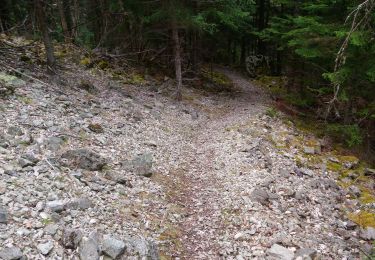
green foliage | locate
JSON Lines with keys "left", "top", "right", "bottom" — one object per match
{"left": 285, "top": 93, "right": 316, "bottom": 108}
{"left": 262, "top": 0, "right": 375, "bottom": 155}
{"left": 326, "top": 124, "right": 363, "bottom": 147}
{"left": 76, "top": 26, "right": 95, "bottom": 48}
{"left": 266, "top": 107, "right": 278, "bottom": 118}
{"left": 366, "top": 65, "right": 375, "bottom": 82}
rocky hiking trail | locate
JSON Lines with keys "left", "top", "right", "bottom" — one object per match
{"left": 0, "top": 62, "right": 374, "bottom": 260}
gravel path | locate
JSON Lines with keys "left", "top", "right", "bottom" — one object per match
{"left": 166, "top": 69, "right": 269, "bottom": 258}
{"left": 159, "top": 68, "right": 369, "bottom": 259}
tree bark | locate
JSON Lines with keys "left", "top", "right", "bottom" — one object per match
{"left": 172, "top": 17, "right": 182, "bottom": 101}
{"left": 257, "top": 0, "right": 267, "bottom": 55}
{"left": 0, "top": 0, "right": 11, "bottom": 31}
{"left": 57, "top": 0, "right": 70, "bottom": 42}
{"left": 240, "top": 37, "right": 247, "bottom": 67}
{"left": 191, "top": 30, "right": 198, "bottom": 72}
{"left": 72, "top": 0, "right": 79, "bottom": 39}
{"left": 34, "top": 0, "right": 55, "bottom": 74}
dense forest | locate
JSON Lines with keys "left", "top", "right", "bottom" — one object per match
{"left": 1, "top": 0, "right": 374, "bottom": 157}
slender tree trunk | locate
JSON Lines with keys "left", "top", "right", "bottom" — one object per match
{"left": 191, "top": 30, "right": 198, "bottom": 72}
{"left": 88, "top": 0, "right": 103, "bottom": 44}
{"left": 227, "top": 39, "right": 232, "bottom": 64}
{"left": 57, "top": 0, "right": 70, "bottom": 42}
{"left": 257, "top": 0, "right": 267, "bottom": 55}
{"left": 172, "top": 18, "right": 182, "bottom": 101}
{"left": 72, "top": 0, "right": 79, "bottom": 39}
{"left": 0, "top": 17, "right": 4, "bottom": 33}
{"left": 191, "top": 0, "right": 199, "bottom": 72}
{"left": 276, "top": 50, "right": 282, "bottom": 75}
{"left": 232, "top": 42, "right": 237, "bottom": 64}
{"left": 0, "top": 0, "right": 11, "bottom": 31}
{"left": 240, "top": 37, "right": 247, "bottom": 66}
{"left": 34, "top": 0, "right": 55, "bottom": 74}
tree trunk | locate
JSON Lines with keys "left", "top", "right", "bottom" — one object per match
{"left": 232, "top": 42, "right": 237, "bottom": 64}
{"left": 191, "top": 30, "right": 198, "bottom": 72}
{"left": 240, "top": 37, "right": 247, "bottom": 67}
{"left": 0, "top": 0, "right": 11, "bottom": 31}
{"left": 88, "top": 0, "right": 103, "bottom": 44}
{"left": 257, "top": 0, "right": 267, "bottom": 55}
{"left": 172, "top": 18, "right": 182, "bottom": 101}
{"left": 57, "top": 0, "right": 70, "bottom": 42}
{"left": 34, "top": 0, "right": 55, "bottom": 74}
{"left": 72, "top": 0, "right": 79, "bottom": 39}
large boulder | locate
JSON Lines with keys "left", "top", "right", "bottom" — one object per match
{"left": 0, "top": 206, "right": 8, "bottom": 224}
{"left": 267, "top": 244, "right": 294, "bottom": 260}
{"left": 0, "top": 247, "right": 24, "bottom": 260}
{"left": 61, "top": 149, "right": 107, "bottom": 171}
{"left": 122, "top": 237, "right": 160, "bottom": 260}
{"left": 102, "top": 235, "right": 126, "bottom": 259}
{"left": 123, "top": 153, "right": 153, "bottom": 177}
{"left": 360, "top": 227, "right": 375, "bottom": 241}
{"left": 79, "top": 237, "right": 100, "bottom": 260}
{"left": 37, "top": 241, "right": 54, "bottom": 255}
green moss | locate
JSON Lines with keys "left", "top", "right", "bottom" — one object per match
{"left": 255, "top": 76, "right": 288, "bottom": 97}
{"left": 101, "top": 164, "right": 112, "bottom": 172}
{"left": 0, "top": 72, "right": 25, "bottom": 87}
{"left": 97, "top": 60, "right": 109, "bottom": 70}
{"left": 266, "top": 107, "right": 278, "bottom": 118}
{"left": 360, "top": 189, "right": 375, "bottom": 204}
{"left": 78, "top": 130, "right": 89, "bottom": 140}
{"left": 340, "top": 169, "right": 354, "bottom": 178}
{"left": 17, "top": 95, "right": 33, "bottom": 104}
{"left": 80, "top": 57, "right": 91, "bottom": 67}
{"left": 348, "top": 211, "right": 375, "bottom": 228}
{"left": 303, "top": 154, "right": 324, "bottom": 168}
{"left": 202, "top": 69, "right": 231, "bottom": 86}
{"left": 339, "top": 155, "right": 359, "bottom": 164}
{"left": 42, "top": 218, "right": 53, "bottom": 225}
{"left": 200, "top": 67, "right": 234, "bottom": 91}
{"left": 327, "top": 161, "right": 343, "bottom": 172}
{"left": 126, "top": 73, "right": 145, "bottom": 85}
{"left": 54, "top": 50, "right": 67, "bottom": 58}
{"left": 295, "top": 156, "right": 304, "bottom": 168}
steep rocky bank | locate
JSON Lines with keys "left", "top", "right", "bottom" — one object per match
{"left": 0, "top": 55, "right": 374, "bottom": 259}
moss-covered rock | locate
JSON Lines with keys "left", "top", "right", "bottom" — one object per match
{"left": 348, "top": 211, "right": 375, "bottom": 228}
{"left": 327, "top": 160, "right": 343, "bottom": 172}
{"left": 0, "top": 72, "right": 25, "bottom": 98}
{"left": 339, "top": 155, "right": 360, "bottom": 169}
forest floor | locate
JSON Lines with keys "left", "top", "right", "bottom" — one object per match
{"left": 0, "top": 41, "right": 374, "bottom": 259}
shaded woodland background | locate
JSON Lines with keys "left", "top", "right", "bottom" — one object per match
{"left": 0, "top": 0, "right": 374, "bottom": 160}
